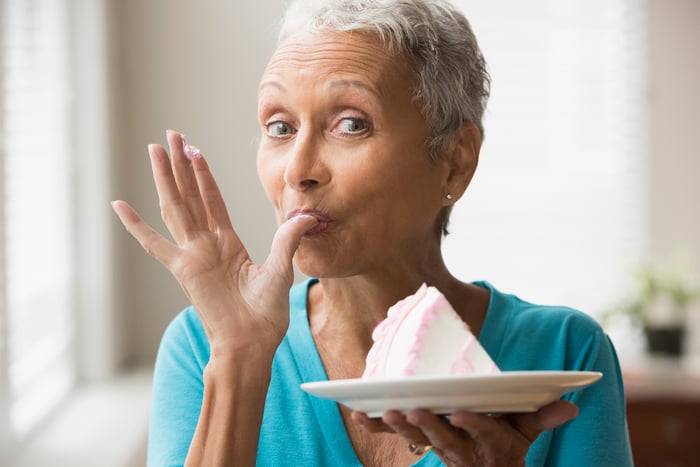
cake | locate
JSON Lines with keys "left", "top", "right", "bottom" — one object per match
{"left": 362, "top": 283, "right": 500, "bottom": 378}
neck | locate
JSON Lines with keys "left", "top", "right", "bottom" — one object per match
{"left": 307, "top": 253, "right": 464, "bottom": 347}
{"left": 303, "top": 240, "right": 491, "bottom": 380}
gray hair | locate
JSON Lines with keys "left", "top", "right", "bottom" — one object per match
{"left": 278, "top": 0, "right": 491, "bottom": 235}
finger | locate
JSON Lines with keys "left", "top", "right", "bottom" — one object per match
{"left": 264, "top": 215, "right": 319, "bottom": 276}
{"left": 382, "top": 410, "right": 433, "bottom": 448}
{"left": 148, "top": 144, "right": 196, "bottom": 244}
{"left": 406, "top": 410, "right": 471, "bottom": 458}
{"left": 166, "top": 130, "right": 209, "bottom": 230}
{"left": 111, "top": 200, "right": 179, "bottom": 265}
{"left": 188, "top": 151, "right": 235, "bottom": 232}
{"left": 350, "top": 411, "right": 394, "bottom": 434}
{"left": 508, "top": 401, "right": 579, "bottom": 442}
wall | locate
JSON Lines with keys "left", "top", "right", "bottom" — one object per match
{"left": 648, "top": 0, "right": 700, "bottom": 353}
{"left": 111, "top": 0, "right": 700, "bottom": 366}
{"left": 112, "top": 0, "right": 287, "bottom": 365}
{"left": 648, "top": 0, "right": 700, "bottom": 270}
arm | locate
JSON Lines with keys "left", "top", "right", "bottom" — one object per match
{"left": 351, "top": 319, "right": 632, "bottom": 466}
{"left": 112, "top": 131, "right": 318, "bottom": 466}
{"left": 186, "top": 351, "right": 273, "bottom": 466}
{"left": 540, "top": 333, "right": 633, "bottom": 466}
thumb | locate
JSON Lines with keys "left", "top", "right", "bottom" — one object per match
{"left": 264, "top": 215, "right": 319, "bottom": 276}
{"left": 511, "top": 400, "right": 579, "bottom": 442}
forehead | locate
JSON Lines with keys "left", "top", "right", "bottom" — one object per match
{"left": 259, "top": 31, "right": 414, "bottom": 97}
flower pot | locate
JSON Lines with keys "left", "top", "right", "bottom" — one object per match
{"left": 643, "top": 326, "right": 686, "bottom": 356}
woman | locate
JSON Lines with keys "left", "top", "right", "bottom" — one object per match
{"left": 112, "top": 0, "right": 633, "bottom": 465}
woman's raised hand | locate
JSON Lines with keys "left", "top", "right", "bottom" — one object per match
{"left": 111, "top": 130, "right": 317, "bottom": 357}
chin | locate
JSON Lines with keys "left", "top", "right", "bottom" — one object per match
{"left": 293, "top": 252, "right": 353, "bottom": 279}
{"left": 294, "top": 253, "right": 379, "bottom": 281}
{"left": 293, "top": 240, "right": 336, "bottom": 276}
{"left": 293, "top": 237, "right": 381, "bottom": 279}
{"left": 293, "top": 261, "right": 336, "bottom": 279}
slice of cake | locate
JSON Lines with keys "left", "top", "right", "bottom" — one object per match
{"left": 362, "top": 283, "right": 500, "bottom": 378}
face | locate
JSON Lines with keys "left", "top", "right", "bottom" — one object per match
{"left": 256, "top": 31, "right": 452, "bottom": 278}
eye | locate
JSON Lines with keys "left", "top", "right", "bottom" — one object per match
{"left": 336, "top": 117, "right": 369, "bottom": 135}
{"left": 265, "top": 120, "right": 296, "bottom": 137}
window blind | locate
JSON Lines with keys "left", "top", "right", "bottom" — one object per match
{"left": 1, "top": 0, "right": 75, "bottom": 441}
{"left": 444, "top": 0, "right": 648, "bottom": 316}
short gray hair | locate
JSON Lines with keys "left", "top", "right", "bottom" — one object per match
{"left": 278, "top": 0, "right": 491, "bottom": 235}
{"left": 278, "top": 0, "right": 491, "bottom": 158}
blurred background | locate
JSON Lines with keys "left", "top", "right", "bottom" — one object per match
{"left": 1, "top": 0, "right": 698, "bottom": 466}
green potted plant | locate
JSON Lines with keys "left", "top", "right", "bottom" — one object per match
{"left": 604, "top": 258, "right": 699, "bottom": 357}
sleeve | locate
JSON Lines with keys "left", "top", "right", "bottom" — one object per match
{"left": 147, "top": 308, "right": 210, "bottom": 467}
{"left": 536, "top": 321, "right": 634, "bottom": 467}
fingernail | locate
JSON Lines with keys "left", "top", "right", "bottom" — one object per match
{"left": 291, "top": 214, "right": 315, "bottom": 223}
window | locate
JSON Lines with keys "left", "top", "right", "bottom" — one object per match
{"left": 1, "top": 0, "right": 75, "bottom": 447}
{"left": 444, "top": 0, "right": 648, "bottom": 316}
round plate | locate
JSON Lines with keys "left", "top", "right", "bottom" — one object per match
{"left": 300, "top": 371, "right": 602, "bottom": 417}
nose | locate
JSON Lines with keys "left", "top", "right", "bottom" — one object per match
{"left": 283, "top": 130, "right": 328, "bottom": 191}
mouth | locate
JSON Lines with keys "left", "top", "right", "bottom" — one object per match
{"left": 287, "top": 209, "right": 333, "bottom": 236}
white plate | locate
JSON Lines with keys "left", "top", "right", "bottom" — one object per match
{"left": 301, "top": 371, "right": 602, "bottom": 417}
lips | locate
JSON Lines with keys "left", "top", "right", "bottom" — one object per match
{"left": 287, "top": 209, "right": 333, "bottom": 236}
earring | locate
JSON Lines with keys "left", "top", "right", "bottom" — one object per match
{"left": 446, "top": 194, "right": 453, "bottom": 201}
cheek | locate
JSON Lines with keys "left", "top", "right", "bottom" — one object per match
{"left": 344, "top": 165, "right": 437, "bottom": 233}
{"left": 256, "top": 153, "right": 281, "bottom": 200}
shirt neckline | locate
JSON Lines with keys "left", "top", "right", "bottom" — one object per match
{"left": 287, "top": 278, "right": 447, "bottom": 466}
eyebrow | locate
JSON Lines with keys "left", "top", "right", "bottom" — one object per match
{"left": 258, "top": 80, "right": 285, "bottom": 93}
{"left": 258, "top": 78, "right": 382, "bottom": 98}
{"left": 327, "top": 79, "right": 383, "bottom": 98}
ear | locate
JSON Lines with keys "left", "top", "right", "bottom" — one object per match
{"left": 441, "top": 121, "right": 481, "bottom": 204}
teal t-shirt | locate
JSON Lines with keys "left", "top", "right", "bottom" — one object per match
{"left": 147, "top": 279, "right": 633, "bottom": 466}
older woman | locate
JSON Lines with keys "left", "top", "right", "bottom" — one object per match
{"left": 112, "top": 0, "right": 633, "bottom": 466}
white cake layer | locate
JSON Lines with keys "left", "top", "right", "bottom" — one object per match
{"left": 364, "top": 284, "right": 500, "bottom": 378}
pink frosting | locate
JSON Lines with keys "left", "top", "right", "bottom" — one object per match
{"left": 363, "top": 283, "right": 447, "bottom": 378}
{"left": 181, "top": 136, "right": 202, "bottom": 160}
{"left": 450, "top": 334, "right": 476, "bottom": 375}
